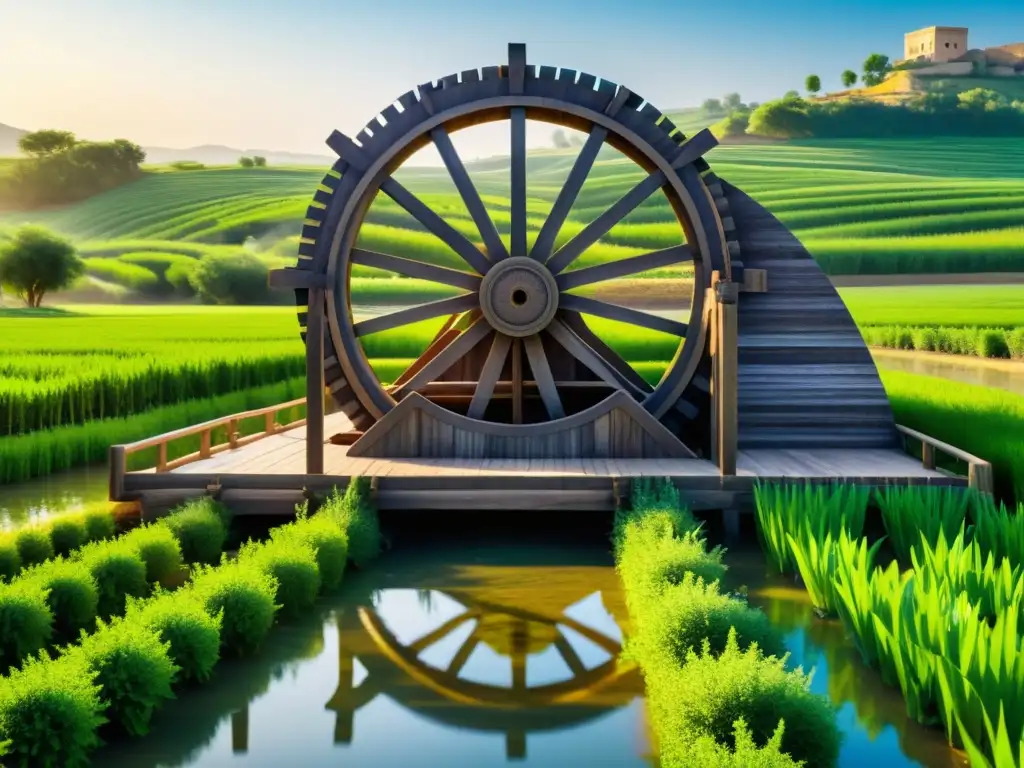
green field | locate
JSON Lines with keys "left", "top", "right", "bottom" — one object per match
{"left": 3, "top": 138, "right": 1024, "bottom": 302}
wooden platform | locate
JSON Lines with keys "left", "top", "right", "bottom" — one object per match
{"left": 113, "top": 412, "right": 969, "bottom": 517}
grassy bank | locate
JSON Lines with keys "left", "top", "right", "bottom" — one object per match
{"left": 615, "top": 480, "right": 839, "bottom": 766}
{"left": 0, "top": 479, "right": 380, "bottom": 766}
{"left": 754, "top": 483, "right": 1024, "bottom": 767}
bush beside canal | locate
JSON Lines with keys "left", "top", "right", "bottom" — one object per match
{"left": 754, "top": 482, "right": 1024, "bottom": 767}
{"left": 615, "top": 479, "right": 841, "bottom": 767}
{"left": 0, "top": 478, "right": 379, "bottom": 767}
{"left": 0, "top": 505, "right": 117, "bottom": 582}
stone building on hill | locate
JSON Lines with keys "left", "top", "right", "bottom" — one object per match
{"left": 903, "top": 26, "right": 969, "bottom": 63}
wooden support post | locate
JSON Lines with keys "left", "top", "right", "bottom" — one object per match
{"left": 921, "top": 442, "right": 935, "bottom": 470}
{"left": 199, "top": 430, "right": 211, "bottom": 459}
{"left": 715, "top": 280, "right": 738, "bottom": 476}
{"left": 228, "top": 418, "right": 239, "bottom": 449}
{"left": 231, "top": 707, "right": 249, "bottom": 753}
{"left": 306, "top": 287, "right": 325, "bottom": 474}
{"left": 969, "top": 462, "right": 994, "bottom": 496}
{"left": 157, "top": 442, "right": 168, "bottom": 472}
{"left": 108, "top": 445, "right": 126, "bottom": 502}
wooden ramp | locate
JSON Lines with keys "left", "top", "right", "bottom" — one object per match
{"left": 111, "top": 411, "right": 973, "bottom": 518}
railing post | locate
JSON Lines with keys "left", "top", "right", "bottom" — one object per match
{"left": 306, "top": 286, "right": 326, "bottom": 474}
{"left": 922, "top": 442, "right": 935, "bottom": 470}
{"left": 108, "top": 445, "right": 126, "bottom": 501}
{"left": 969, "top": 462, "right": 994, "bottom": 496}
{"left": 714, "top": 279, "right": 738, "bottom": 475}
{"left": 228, "top": 418, "right": 239, "bottom": 449}
{"left": 157, "top": 442, "right": 168, "bottom": 472}
{"left": 199, "top": 429, "right": 211, "bottom": 459}
{"left": 264, "top": 411, "right": 276, "bottom": 435}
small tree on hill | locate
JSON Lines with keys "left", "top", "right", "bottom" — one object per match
{"left": 862, "top": 53, "right": 891, "bottom": 87}
{"left": 841, "top": 69, "right": 858, "bottom": 88}
{"left": 722, "top": 93, "right": 743, "bottom": 111}
{"left": 783, "top": 90, "right": 801, "bottom": 101}
{"left": 0, "top": 226, "right": 84, "bottom": 307}
{"left": 18, "top": 130, "right": 77, "bottom": 157}
{"left": 702, "top": 98, "right": 723, "bottom": 113}
{"left": 238, "top": 156, "right": 255, "bottom": 168}
{"left": 805, "top": 75, "right": 821, "bottom": 95}
{"left": 551, "top": 129, "right": 571, "bottom": 149}
{"left": 188, "top": 252, "right": 270, "bottom": 305}
{"left": 252, "top": 156, "right": 267, "bottom": 167}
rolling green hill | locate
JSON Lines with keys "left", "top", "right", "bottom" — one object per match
{"left": 2, "top": 137, "right": 1023, "bottom": 298}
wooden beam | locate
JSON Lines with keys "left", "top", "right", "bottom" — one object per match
{"left": 306, "top": 286, "right": 325, "bottom": 474}
{"left": 267, "top": 268, "right": 329, "bottom": 289}
{"left": 740, "top": 268, "right": 768, "bottom": 293}
{"left": 715, "top": 281, "right": 738, "bottom": 475}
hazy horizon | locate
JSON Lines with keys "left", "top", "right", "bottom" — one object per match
{"left": 4, "top": 0, "right": 1023, "bottom": 164}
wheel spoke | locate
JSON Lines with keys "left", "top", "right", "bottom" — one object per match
{"left": 447, "top": 630, "right": 481, "bottom": 676}
{"left": 380, "top": 177, "right": 492, "bottom": 275}
{"left": 409, "top": 609, "right": 479, "bottom": 653}
{"left": 546, "top": 318, "right": 640, "bottom": 396}
{"left": 561, "top": 312, "right": 653, "bottom": 393}
{"left": 523, "top": 334, "right": 564, "bottom": 419}
{"left": 556, "top": 245, "right": 692, "bottom": 291}
{"left": 546, "top": 170, "right": 667, "bottom": 275}
{"left": 511, "top": 338, "right": 524, "bottom": 424}
{"left": 553, "top": 632, "right": 586, "bottom": 677}
{"left": 431, "top": 126, "right": 510, "bottom": 261}
{"left": 509, "top": 106, "right": 527, "bottom": 257}
{"left": 353, "top": 294, "right": 478, "bottom": 337}
{"left": 391, "top": 317, "right": 491, "bottom": 396}
{"left": 467, "top": 333, "right": 512, "bottom": 420}
{"left": 529, "top": 125, "right": 607, "bottom": 262}
{"left": 352, "top": 248, "right": 482, "bottom": 290}
{"left": 560, "top": 294, "right": 688, "bottom": 337}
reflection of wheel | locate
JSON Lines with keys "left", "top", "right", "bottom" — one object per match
{"left": 291, "top": 43, "right": 728, "bottom": 449}
{"left": 325, "top": 589, "right": 641, "bottom": 759}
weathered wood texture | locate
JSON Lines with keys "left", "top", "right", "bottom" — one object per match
{"left": 721, "top": 181, "right": 900, "bottom": 450}
{"left": 347, "top": 391, "right": 696, "bottom": 460}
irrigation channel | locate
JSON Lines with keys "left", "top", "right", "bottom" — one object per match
{"left": 80, "top": 514, "right": 961, "bottom": 767}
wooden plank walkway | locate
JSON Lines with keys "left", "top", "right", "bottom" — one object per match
{"left": 121, "top": 413, "right": 965, "bottom": 516}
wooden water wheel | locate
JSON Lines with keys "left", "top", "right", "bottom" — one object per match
{"left": 278, "top": 43, "right": 742, "bottom": 460}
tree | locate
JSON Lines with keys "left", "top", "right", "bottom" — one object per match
{"left": 0, "top": 226, "right": 83, "bottom": 307}
{"left": 747, "top": 99, "right": 812, "bottom": 138}
{"left": 17, "top": 130, "right": 77, "bottom": 157}
{"left": 701, "top": 98, "right": 723, "bottom": 113}
{"left": 551, "top": 129, "right": 571, "bottom": 149}
{"left": 805, "top": 75, "right": 821, "bottom": 95}
{"left": 713, "top": 111, "right": 750, "bottom": 138}
{"left": 252, "top": 156, "right": 267, "bottom": 167}
{"left": 862, "top": 53, "right": 891, "bottom": 87}
{"left": 783, "top": 90, "right": 801, "bottom": 101}
{"left": 841, "top": 69, "right": 858, "bottom": 88}
{"left": 722, "top": 93, "right": 743, "bottom": 111}
{"left": 238, "top": 156, "right": 255, "bottom": 168}
{"left": 188, "top": 252, "right": 270, "bottom": 305}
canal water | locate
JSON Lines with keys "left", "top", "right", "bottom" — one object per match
{"left": 872, "top": 348, "right": 1024, "bottom": 397}
{"left": 88, "top": 517, "right": 962, "bottom": 768}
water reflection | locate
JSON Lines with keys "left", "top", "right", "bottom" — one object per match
{"left": 872, "top": 348, "right": 1024, "bottom": 397}
{"left": 95, "top": 546, "right": 650, "bottom": 767}
{"left": 0, "top": 464, "right": 109, "bottom": 530}
{"left": 727, "top": 546, "right": 967, "bottom": 768}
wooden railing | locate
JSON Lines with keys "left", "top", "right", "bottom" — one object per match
{"left": 895, "top": 424, "right": 994, "bottom": 494}
{"left": 109, "top": 398, "right": 307, "bottom": 500}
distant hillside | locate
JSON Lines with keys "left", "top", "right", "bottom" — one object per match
{"left": 0, "top": 123, "right": 26, "bottom": 156}
{"left": 0, "top": 122, "right": 332, "bottom": 166}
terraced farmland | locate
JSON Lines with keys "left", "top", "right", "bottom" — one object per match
{"left": 2, "top": 137, "right": 1023, "bottom": 300}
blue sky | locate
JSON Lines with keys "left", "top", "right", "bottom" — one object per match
{"left": 3, "top": 0, "right": 1023, "bottom": 157}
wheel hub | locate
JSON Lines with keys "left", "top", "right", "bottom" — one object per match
{"left": 478, "top": 256, "right": 559, "bottom": 338}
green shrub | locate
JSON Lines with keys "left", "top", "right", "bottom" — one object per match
{"left": 636, "top": 574, "right": 786, "bottom": 665}
{"left": 80, "top": 507, "right": 115, "bottom": 542}
{"left": 618, "top": 519, "right": 727, "bottom": 602}
{"left": 123, "top": 523, "right": 183, "bottom": 585}
{"left": 274, "top": 515, "right": 348, "bottom": 592}
{"left": 239, "top": 538, "right": 320, "bottom": 619}
{"left": 72, "top": 617, "right": 178, "bottom": 736}
{"left": 132, "top": 589, "right": 222, "bottom": 685}
{"left": 976, "top": 329, "right": 1009, "bottom": 358}
{"left": 15, "top": 526, "right": 53, "bottom": 568}
{"left": 320, "top": 479, "right": 380, "bottom": 568}
{"left": 163, "top": 498, "right": 228, "bottom": 565}
{"left": 23, "top": 558, "right": 99, "bottom": 644}
{"left": 47, "top": 516, "right": 87, "bottom": 557}
{"left": 192, "top": 560, "right": 278, "bottom": 657}
{"left": 912, "top": 326, "right": 939, "bottom": 352}
{"left": 0, "top": 535, "right": 20, "bottom": 582}
{"left": 664, "top": 630, "right": 840, "bottom": 767}
{"left": 0, "top": 652, "right": 105, "bottom": 768}
{"left": 76, "top": 541, "right": 148, "bottom": 619}
{"left": 1007, "top": 328, "right": 1024, "bottom": 358}
{"left": 667, "top": 719, "right": 802, "bottom": 768}
{"left": 0, "top": 581, "right": 53, "bottom": 672}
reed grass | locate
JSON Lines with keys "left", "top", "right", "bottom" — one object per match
{"left": 874, "top": 486, "right": 971, "bottom": 563}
